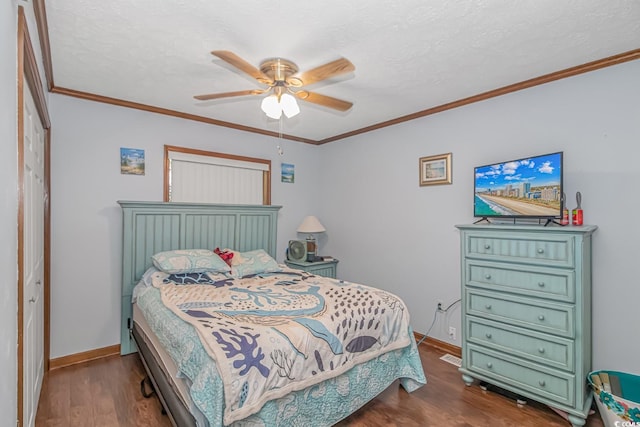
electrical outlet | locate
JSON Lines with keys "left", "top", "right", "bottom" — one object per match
{"left": 448, "top": 326, "right": 456, "bottom": 340}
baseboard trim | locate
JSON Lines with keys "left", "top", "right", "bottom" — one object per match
{"left": 49, "top": 344, "right": 121, "bottom": 370}
{"left": 414, "top": 332, "right": 461, "bottom": 358}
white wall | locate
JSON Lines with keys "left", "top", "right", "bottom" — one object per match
{"left": 0, "top": 1, "right": 18, "bottom": 425}
{"left": 319, "top": 59, "right": 640, "bottom": 373}
{"left": 50, "top": 59, "right": 640, "bottom": 374}
{"left": 49, "top": 95, "right": 323, "bottom": 358}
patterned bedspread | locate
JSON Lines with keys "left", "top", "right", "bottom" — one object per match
{"left": 150, "top": 269, "right": 413, "bottom": 424}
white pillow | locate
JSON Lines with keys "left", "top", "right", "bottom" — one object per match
{"left": 229, "top": 249, "right": 282, "bottom": 278}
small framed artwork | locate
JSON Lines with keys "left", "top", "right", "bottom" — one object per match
{"left": 419, "top": 152, "right": 452, "bottom": 186}
{"left": 281, "top": 163, "right": 294, "bottom": 183}
{"left": 120, "top": 148, "right": 145, "bottom": 175}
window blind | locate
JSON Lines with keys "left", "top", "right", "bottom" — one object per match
{"left": 168, "top": 150, "right": 269, "bottom": 204}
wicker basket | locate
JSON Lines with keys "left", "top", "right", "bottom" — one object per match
{"left": 588, "top": 370, "right": 640, "bottom": 427}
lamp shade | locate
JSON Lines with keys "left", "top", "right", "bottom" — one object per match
{"left": 280, "top": 93, "right": 300, "bottom": 118}
{"left": 297, "top": 216, "right": 326, "bottom": 234}
{"left": 261, "top": 95, "right": 282, "bottom": 119}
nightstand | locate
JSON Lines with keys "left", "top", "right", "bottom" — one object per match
{"left": 284, "top": 259, "right": 338, "bottom": 278}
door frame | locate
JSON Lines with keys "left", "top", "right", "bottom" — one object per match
{"left": 17, "top": 6, "right": 51, "bottom": 427}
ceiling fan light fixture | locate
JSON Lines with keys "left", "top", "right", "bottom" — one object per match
{"left": 280, "top": 93, "right": 300, "bottom": 118}
{"left": 260, "top": 93, "right": 300, "bottom": 119}
{"left": 261, "top": 94, "right": 282, "bottom": 119}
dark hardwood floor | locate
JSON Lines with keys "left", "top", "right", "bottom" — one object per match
{"left": 36, "top": 342, "right": 604, "bottom": 426}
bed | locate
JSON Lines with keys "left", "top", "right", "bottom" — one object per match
{"left": 119, "top": 201, "right": 426, "bottom": 426}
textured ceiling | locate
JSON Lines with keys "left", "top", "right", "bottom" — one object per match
{"left": 45, "top": 0, "right": 640, "bottom": 143}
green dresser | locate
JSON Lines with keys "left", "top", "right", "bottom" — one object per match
{"left": 456, "top": 224, "right": 597, "bottom": 427}
{"left": 284, "top": 259, "right": 338, "bottom": 278}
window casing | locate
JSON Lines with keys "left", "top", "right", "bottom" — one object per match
{"left": 164, "top": 145, "right": 271, "bottom": 205}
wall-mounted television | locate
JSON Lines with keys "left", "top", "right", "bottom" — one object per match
{"left": 474, "top": 152, "right": 563, "bottom": 221}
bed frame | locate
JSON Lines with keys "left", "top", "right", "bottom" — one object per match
{"left": 118, "top": 201, "right": 281, "bottom": 355}
{"left": 133, "top": 322, "right": 198, "bottom": 427}
{"left": 118, "top": 201, "right": 425, "bottom": 427}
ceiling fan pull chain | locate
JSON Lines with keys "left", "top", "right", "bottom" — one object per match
{"left": 277, "top": 116, "right": 284, "bottom": 156}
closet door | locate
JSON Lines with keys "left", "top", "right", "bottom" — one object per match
{"left": 23, "top": 81, "right": 45, "bottom": 427}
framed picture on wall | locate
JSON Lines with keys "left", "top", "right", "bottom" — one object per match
{"left": 120, "top": 148, "right": 145, "bottom": 175}
{"left": 419, "top": 152, "right": 452, "bottom": 186}
{"left": 281, "top": 163, "right": 294, "bottom": 183}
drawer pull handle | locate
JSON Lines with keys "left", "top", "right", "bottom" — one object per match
{"left": 537, "top": 282, "right": 545, "bottom": 287}
{"left": 539, "top": 380, "right": 546, "bottom": 387}
{"left": 485, "top": 274, "right": 492, "bottom": 280}
{"left": 486, "top": 362, "right": 493, "bottom": 369}
{"left": 538, "top": 347, "right": 545, "bottom": 354}
{"left": 537, "top": 248, "right": 545, "bottom": 254}
{"left": 538, "top": 315, "right": 545, "bottom": 321}
{"left": 485, "top": 333, "right": 492, "bottom": 339}
{"left": 485, "top": 304, "right": 492, "bottom": 310}
{"left": 484, "top": 244, "right": 491, "bottom": 250}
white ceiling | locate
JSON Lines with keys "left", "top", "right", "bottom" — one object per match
{"left": 45, "top": 0, "right": 640, "bottom": 143}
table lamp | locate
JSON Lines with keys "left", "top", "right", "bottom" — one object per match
{"left": 297, "top": 216, "right": 326, "bottom": 262}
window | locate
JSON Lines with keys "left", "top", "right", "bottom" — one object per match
{"left": 164, "top": 145, "right": 271, "bottom": 205}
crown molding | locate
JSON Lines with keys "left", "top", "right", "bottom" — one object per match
{"left": 33, "top": 3, "right": 639, "bottom": 145}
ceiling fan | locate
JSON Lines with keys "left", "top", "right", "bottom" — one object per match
{"left": 194, "top": 51, "right": 355, "bottom": 118}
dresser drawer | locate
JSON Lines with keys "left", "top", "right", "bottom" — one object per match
{"left": 466, "top": 260, "right": 575, "bottom": 302}
{"left": 467, "top": 290, "right": 574, "bottom": 337}
{"left": 467, "top": 317, "right": 574, "bottom": 371}
{"left": 466, "top": 345, "right": 575, "bottom": 407}
{"left": 464, "top": 232, "right": 574, "bottom": 268}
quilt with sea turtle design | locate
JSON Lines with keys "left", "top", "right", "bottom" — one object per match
{"left": 151, "top": 268, "right": 413, "bottom": 424}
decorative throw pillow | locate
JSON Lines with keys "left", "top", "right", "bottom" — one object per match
{"left": 229, "top": 249, "right": 282, "bottom": 278}
{"left": 151, "top": 249, "right": 231, "bottom": 274}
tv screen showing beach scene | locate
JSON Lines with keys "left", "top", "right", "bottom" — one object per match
{"left": 474, "top": 152, "right": 563, "bottom": 218}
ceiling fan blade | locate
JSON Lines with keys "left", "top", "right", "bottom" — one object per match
{"left": 211, "top": 50, "right": 272, "bottom": 85}
{"left": 288, "top": 58, "right": 355, "bottom": 87}
{"left": 294, "top": 91, "right": 353, "bottom": 111}
{"left": 194, "top": 89, "right": 264, "bottom": 101}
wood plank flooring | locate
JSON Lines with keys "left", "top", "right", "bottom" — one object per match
{"left": 36, "top": 342, "right": 605, "bottom": 426}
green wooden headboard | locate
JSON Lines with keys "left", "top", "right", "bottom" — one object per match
{"left": 118, "top": 201, "right": 282, "bottom": 355}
